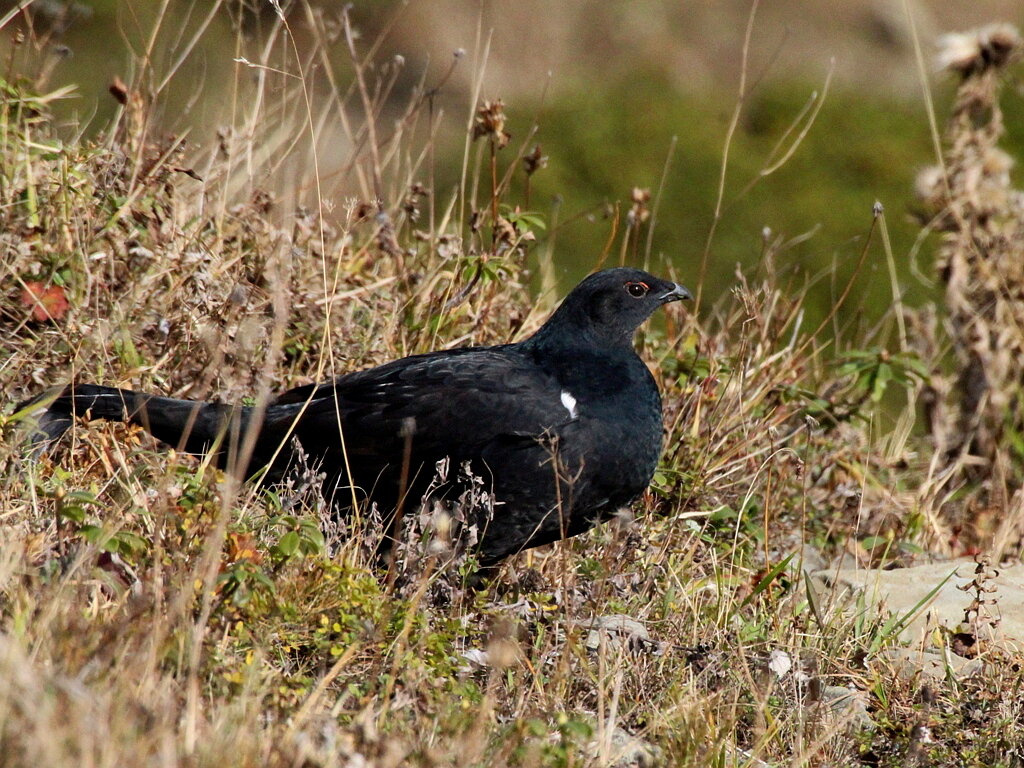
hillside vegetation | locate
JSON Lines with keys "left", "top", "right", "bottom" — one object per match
{"left": 2, "top": 7, "right": 1024, "bottom": 767}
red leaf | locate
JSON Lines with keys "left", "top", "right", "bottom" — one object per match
{"left": 20, "top": 281, "right": 70, "bottom": 322}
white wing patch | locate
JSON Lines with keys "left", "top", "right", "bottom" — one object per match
{"left": 560, "top": 390, "right": 578, "bottom": 420}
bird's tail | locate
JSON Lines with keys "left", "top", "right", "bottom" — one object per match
{"left": 18, "top": 383, "right": 256, "bottom": 462}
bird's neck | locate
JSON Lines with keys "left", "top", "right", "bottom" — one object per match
{"left": 524, "top": 320, "right": 634, "bottom": 357}
{"left": 521, "top": 328, "right": 646, "bottom": 397}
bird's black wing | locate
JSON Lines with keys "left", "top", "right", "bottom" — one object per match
{"left": 271, "top": 346, "right": 576, "bottom": 463}
{"left": 264, "top": 346, "right": 581, "bottom": 473}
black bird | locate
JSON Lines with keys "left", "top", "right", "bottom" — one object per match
{"left": 21, "top": 268, "right": 690, "bottom": 566}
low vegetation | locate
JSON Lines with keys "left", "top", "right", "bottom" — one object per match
{"left": 1, "top": 6, "right": 1022, "bottom": 767}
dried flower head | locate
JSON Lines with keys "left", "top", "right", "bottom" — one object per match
{"left": 627, "top": 187, "right": 651, "bottom": 226}
{"left": 914, "top": 164, "right": 945, "bottom": 206}
{"left": 936, "top": 23, "right": 1022, "bottom": 76}
{"left": 401, "top": 182, "right": 428, "bottom": 222}
{"left": 522, "top": 144, "right": 547, "bottom": 176}
{"left": 472, "top": 99, "right": 511, "bottom": 149}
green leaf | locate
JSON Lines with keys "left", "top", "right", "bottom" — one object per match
{"left": 112, "top": 531, "right": 148, "bottom": 556}
{"left": 803, "top": 571, "right": 827, "bottom": 632}
{"left": 276, "top": 531, "right": 300, "bottom": 558}
{"left": 899, "top": 355, "right": 930, "bottom": 379}
{"left": 709, "top": 505, "right": 736, "bottom": 523}
{"left": 58, "top": 505, "right": 87, "bottom": 523}
{"left": 871, "top": 362, "right": 892, "bottom": 402}
{"left": 741, "top": 553, "right": 795, "bottom": 607}
{"left": 78, "top": 524, "right": 106, "bottom": 546}
{"left": 64, "top": 490, "right": 98, "bottom": 503}
{"left": 298, "top": 522, "right": 326, "bottom": 555}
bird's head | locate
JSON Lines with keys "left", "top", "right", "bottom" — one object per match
{"left": 530, "top": 267, "right": 692, "bottom": 350}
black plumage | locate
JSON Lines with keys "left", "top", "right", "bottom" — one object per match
{"left": 21, "top": 268, "right": 690, "bottom": 566}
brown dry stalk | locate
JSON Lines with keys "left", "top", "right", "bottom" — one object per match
{"left": 918, "top": 25, "right": 1024, "bottom": 498}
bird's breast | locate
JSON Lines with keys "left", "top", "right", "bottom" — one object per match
{"left": 557, "top": 365, "right": 663, "bottom": 494}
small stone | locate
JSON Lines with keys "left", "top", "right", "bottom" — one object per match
{"left": 810, "top": 560, "right": 1024, "bottom": 652}
{"left": 459, "top": 648, "right": 489, "bottom": 671}
{"left": 767, "top": 649, "right": 793, "bottom": 679}
{"left": 873, "top": 647, "right": 983, "bottom": 682}
{"left": 586, "top": 727, "right": 664, "bottom": 768}
{"left": 585, "top": 615, "right": 650, "bottom": 652}
{"left": 812, "top": 685, "right": 876, "bottom": 732}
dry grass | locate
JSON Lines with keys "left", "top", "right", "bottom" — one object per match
{"left": 2, "top": 6, "right": 1024, "bottom": 767}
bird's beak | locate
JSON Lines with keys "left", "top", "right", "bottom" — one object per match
{"left": 659, "top": 283, "right": 692, "bottom": 303}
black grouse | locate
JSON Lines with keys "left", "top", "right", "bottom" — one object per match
{"left": 21, "top": 267, "right": 690, "bottom": 566}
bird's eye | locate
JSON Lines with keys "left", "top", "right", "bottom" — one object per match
{"left": 625, "top": 281, "right": 649, "bottom": 298}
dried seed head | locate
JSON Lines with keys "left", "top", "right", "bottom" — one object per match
{"left": 914, "top": 164, "right": 946, "bottom": 205}
{"left": 631, "top": 187, "right": 651, "bottom": 205}
{"left": 982, "top": 147, "right": 1015, "bottom": 180}
{"left": 936, "top": 23, "right": 1022, "bottom": 75}
{"left": 522, "top": 144, "right": 547, "bottom": 176}
{"left": 494, "top": 215, "right": 517, "bottom": 246}
{"left": 472, "top": 99, "right": 511, "bottom": 149}
{"left": 354, "top": 201, "right": 375, "bottom": 221}
{"left": 109, "top": 76, "right": 129, "bottom": 106}
{"left": 627, "top": 187, "right": 651, "bottom": 227}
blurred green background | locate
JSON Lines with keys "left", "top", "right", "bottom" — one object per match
{"left": 4, "top": 0, "right": 1024, "bottom": 333}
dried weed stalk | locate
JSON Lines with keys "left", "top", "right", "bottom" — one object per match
{"left": 918, "top": 24, "right": 1024, "bottom": 496}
